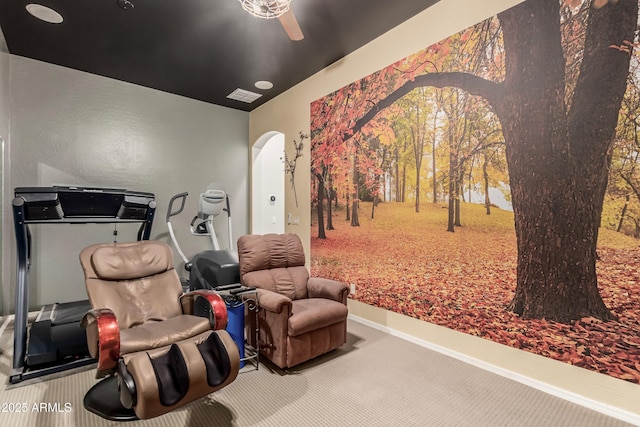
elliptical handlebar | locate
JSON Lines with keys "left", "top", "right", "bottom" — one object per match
{"left": 166, "top": 192, "right": 190, "bottom": 265}
{"left": 166, "top": 192, "right": 188, "bottom": 223}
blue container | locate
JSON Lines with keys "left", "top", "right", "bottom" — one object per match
{"left": 226, "top": 300, "right": 245, "bottom": 368}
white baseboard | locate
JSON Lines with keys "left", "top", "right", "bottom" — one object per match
{"left": 348, "top": 304, "right": 640, "bottom": 426}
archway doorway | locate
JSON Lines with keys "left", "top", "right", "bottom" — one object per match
{"left": 252, "top": 132, "right": 285, "bottom": 234}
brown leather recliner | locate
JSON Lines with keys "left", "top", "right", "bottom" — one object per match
{"left": 79, "top": 240, "right": 240, "bottom": 420}
{"left": 237, "top": 233, "right": 349, "bottom": 369}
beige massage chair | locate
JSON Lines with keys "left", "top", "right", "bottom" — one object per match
{"left": 79, "top": 240, "right": 240, "bottom": 420}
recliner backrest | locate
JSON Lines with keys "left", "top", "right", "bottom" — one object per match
{"left": 80, "top": 241, "right": 183, "bottom": 329}
{"left": 237, "top": 233, "right": 309, "bottom": 300}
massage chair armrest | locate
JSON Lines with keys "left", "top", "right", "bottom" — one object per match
{"left": 180, "top": 290, "right": 229, "bottom": 330}
{"left": 81, "top": 308, "right": 120, "bottom": 379}
{"left": 308, "top": 277, "right": 350, "bottom": 304}
{"left": 256, "top": 288, "right": 292, "bottom": 315}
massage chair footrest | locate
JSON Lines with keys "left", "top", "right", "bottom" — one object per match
{"left": 125, "top": 330, "right": 239, "bottom": 419}
{"left": 87, "top": 330, "right": 240, "bottom": 420}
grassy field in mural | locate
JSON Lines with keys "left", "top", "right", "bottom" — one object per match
{"left": 310, "top": 201, "right": 640, "bottom": 384}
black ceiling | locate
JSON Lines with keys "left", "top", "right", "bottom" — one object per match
{"left": 0, "top": 0, "right": 440, "bottom": 111}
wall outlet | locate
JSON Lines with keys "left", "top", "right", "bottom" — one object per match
{"left": 293, "top": 216, "right": 300, "bottom": 225}
{"left": 350, "top": 283, "right": 356, "bottom": 294}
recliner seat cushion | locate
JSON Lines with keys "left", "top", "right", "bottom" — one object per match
{"left": 120, "top": 315, "right": 211, "bottom": 355}
{"left": 288, "top": 298, "right": 348, "bottom": 337}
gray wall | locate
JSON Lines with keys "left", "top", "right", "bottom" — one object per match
{"left": 2, "top": 55, "right": 249, "bottom": 314}
{"left": 0, "top": 49, "right": 10, "bottom": 315}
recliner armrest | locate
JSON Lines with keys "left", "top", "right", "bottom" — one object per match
{"left": 307, "top": 277, "right": 349, "bottom": 304}
{"left": 81, "top": 308, "right": 120, "bottom": 379}
{"left": 180, "top": 290, "right": 228, "bottom": 330}
{"left": 256, "top": 288, "right": 292, "bottom": 314}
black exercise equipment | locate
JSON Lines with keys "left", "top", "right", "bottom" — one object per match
{"left": 10, "top": 185, "right": 156, "bottom": 384}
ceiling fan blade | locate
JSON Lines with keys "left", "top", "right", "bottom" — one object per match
{"left": 278, "top": 9, "right": 304, "bottom": 41}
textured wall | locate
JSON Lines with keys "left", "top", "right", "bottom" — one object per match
{"left": 0, "top": 51, "right": 10, "bottom": 314}
{"left": 5, "top": 55, "right": 249, "bottom": 311}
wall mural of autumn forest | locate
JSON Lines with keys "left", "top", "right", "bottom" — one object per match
{"left": 310, "top": 0, "right": 640, "bottom": 384}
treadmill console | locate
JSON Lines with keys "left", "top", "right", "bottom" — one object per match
{"left": 14, "top": 186, "right": 155, "bottom": 221}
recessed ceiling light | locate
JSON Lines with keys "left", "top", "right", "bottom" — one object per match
{"left": 26, "top": 4, "right": 63, "bottom": 24}
{"left": 255, "top": 80, "right": 274, "bottom": 90}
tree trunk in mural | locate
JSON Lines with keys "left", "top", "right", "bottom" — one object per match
{"left": 371, "top": 195, "right": 378, "bottom": 219}
{"left": 454, "top": 170, "right": 462, "bottom": 227}
{"left": 395, "top": 146, "right": 401, "bottom": 202}
{"left": 346, "top": 193, "right": 350, "bottom": 221}
{"left": 432, "top": 109, "right": 439, "bottom": 204}
{"left": 327, "top": 172, "right": 335, "bottom": 231}
{"left": 414, "top": 130, "right": 422, "bottom": 214}
{"left": 351, "top": 198, "right": 360, "bottom": 226}
{"left": 447, "top": 144, "right": 456, "bottom": 233}
{"left": 495, "top": 0, "right": 636, "bottom": 321}
{"left": 483, "top": 152, "right": 491, "bottom": 215}
{"left": 327, "top": 190, "right": 335, "bottom": 230}
{"left": 351, "top": 154, "right": 360, "bottom": 227}
{"left": 316, "top": 172, "right": 326, "bottom": 239}
{"left": 616, "top": 194, "right": 628, "bottom": 232}
{"left": 446, "top": 112, "right": 458, "bottom": 232}
{"left": 401, "top": 162, "right": 407, "bottom": 202}
{"left": 346, "top": 0, "right": 637, "bottom": 322}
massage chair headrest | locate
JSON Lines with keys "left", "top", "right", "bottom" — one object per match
{"left": 88, "top": 241, "right": 174, "bottom": 281}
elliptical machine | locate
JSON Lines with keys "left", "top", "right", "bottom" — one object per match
{"left": 166, "top": 184, "right": 240, "bottom": 291}
{"left": 166, "top": 184, "right": 255, "bottom": 367}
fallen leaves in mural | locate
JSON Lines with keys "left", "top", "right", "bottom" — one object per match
{"left": 311, "top": 202, "right": 640, "bottom": 384}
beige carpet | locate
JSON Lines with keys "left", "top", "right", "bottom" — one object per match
{"left": 0, "top": 318, "right": 634, "bottom": 427}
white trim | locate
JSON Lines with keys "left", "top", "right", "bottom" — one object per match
{"left": 349, "top": 314, "right": 640, "bottom": 426}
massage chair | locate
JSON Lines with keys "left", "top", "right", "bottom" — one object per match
{"left": 79, "top": 240, "right": 240, "bottom": 420}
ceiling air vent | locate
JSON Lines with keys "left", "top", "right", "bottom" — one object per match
{"left": 226, "top": 88, "right": 263, "bottom": 103}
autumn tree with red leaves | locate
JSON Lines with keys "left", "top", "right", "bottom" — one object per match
{"left": 311, "top": 0, "right": 638, "bottom": 322}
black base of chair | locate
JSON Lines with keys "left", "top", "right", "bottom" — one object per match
{"left": 83, "top": 375, "right": 138, "bottom": 421}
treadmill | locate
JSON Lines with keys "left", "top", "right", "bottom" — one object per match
{"left": 10, "top": 186, "right": 156, "bottom": 384}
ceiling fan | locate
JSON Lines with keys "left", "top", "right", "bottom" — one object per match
{"left": 238, "top": 0, "right": 304, "bottom": 41}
